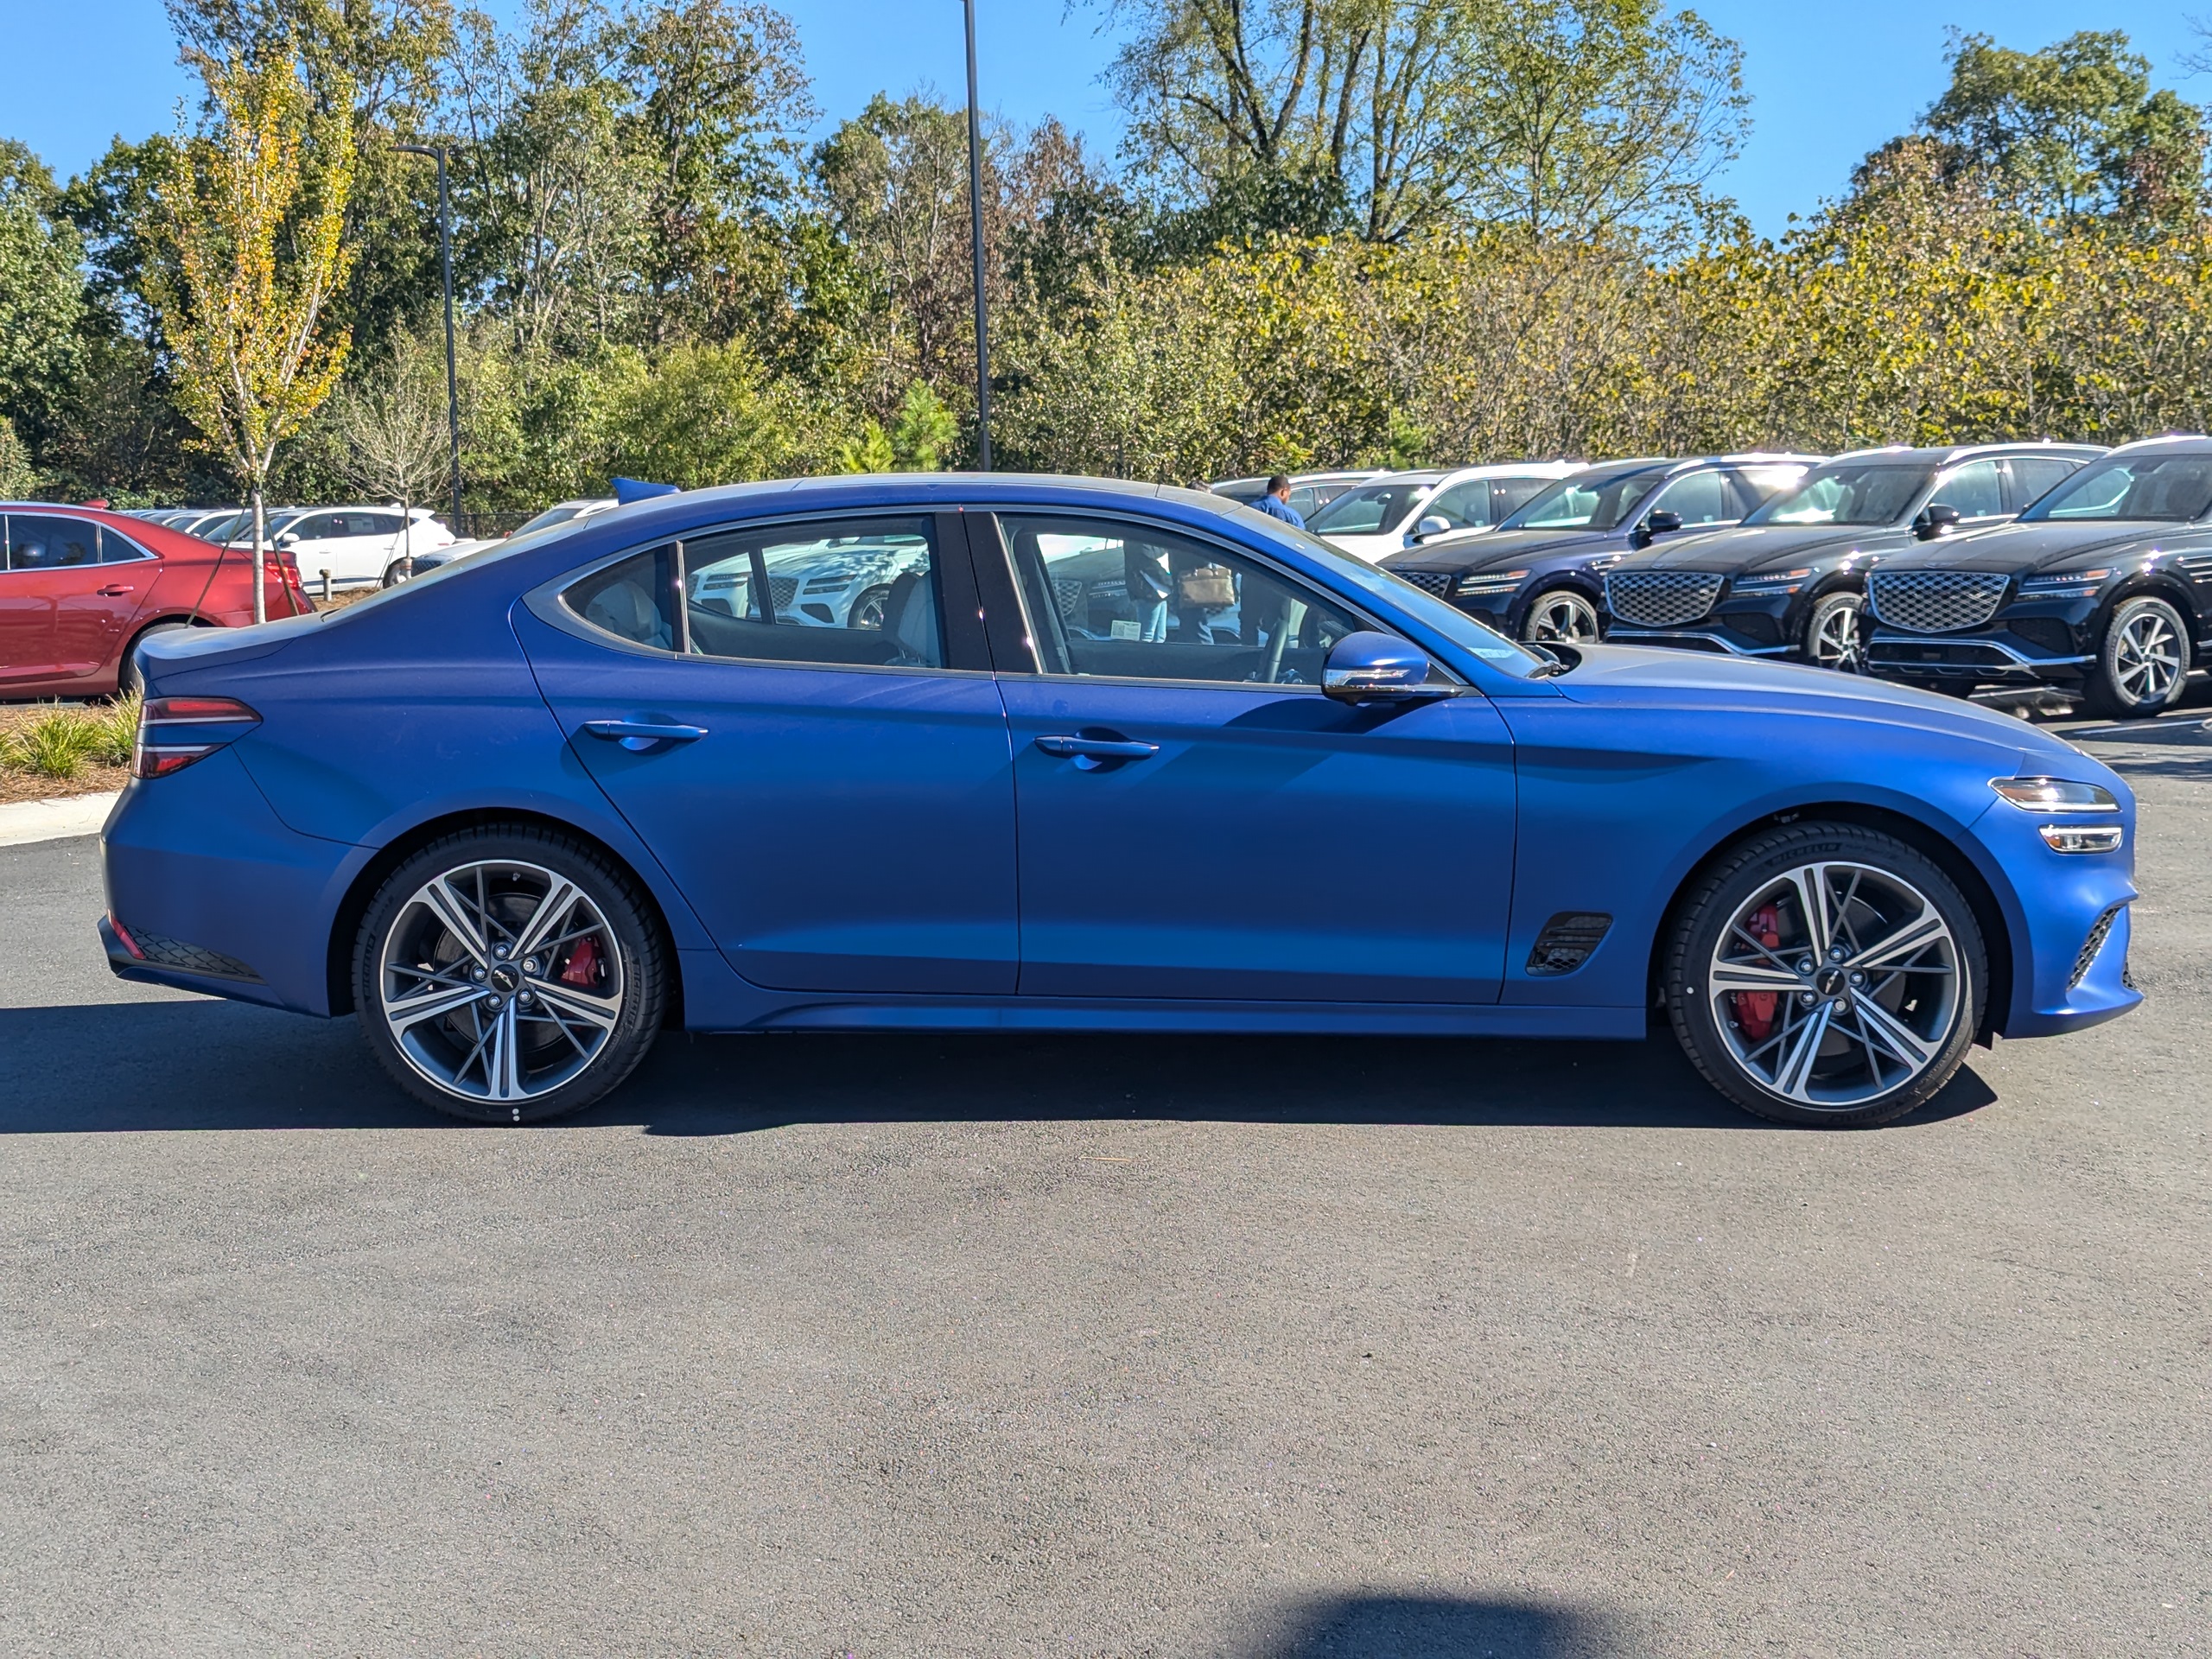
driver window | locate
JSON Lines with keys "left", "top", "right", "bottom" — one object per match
{"left": 1930, "top": 461, "right": 2004, "bottom": 519}
{"left": 995, "top": 513, "right": 1370, "bottom": 688}
{"left": 1649, "top": 471, "right": 1732, "bottom": 525}
{"left": 1425, "top": 479, "right": 1492, "bottom": 530}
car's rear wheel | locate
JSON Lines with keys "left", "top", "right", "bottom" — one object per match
{"left": 353, "top": 828, "right": 667, "bottom": 1123}
{"left": 1803, "top": 592, "right": 1863, "bottom": 671}
{"left": 1522, "top": 588, "right": 1601, "bottom": 645}
{"left": 848, "top": 584, "right": 893, "bottom": 630}
{"left": 2087, "top": 595, "right": 2189, "bottom": 720}
{"left": 1663, "top": 822, "right": 1985, "bottom": 1128}
{"left": 118, "top": 620, "right": 190, "bottom": 697}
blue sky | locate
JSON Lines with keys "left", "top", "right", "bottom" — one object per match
{"left": 9, "top": 0, "right": 2206, "bottom": 235}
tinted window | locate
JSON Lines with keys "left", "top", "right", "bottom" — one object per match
{"left": 1503, "top": 466, "right": 1666, "bottom": 532}
{"left": 566, "top": 545, "right": 680, "bottom": 650}
{"left": 1929, "top": 460, "right": 2004, "bottom": 519}
{"left": 997, "top": 512, "right": 1370, "bottom": 687}
{"left": 1424, "top": 479, "right": 1494, "bottom": 531}
{"left": 1649, "top": 470, "right": 1732, "bottom": 525}
{"left": 287, "top": 512, "right": 337, "bottom": 539}
{"left": 2008, "top": 456, "right": 2082, "bottom": 507}
{"left": 99, "top": 525, "right": 153, "bottom": 563}
{"left": 1491, "top": 477, "right": 1550, "bottom": 518}
{"left": 1745, "top": 463, "right": 1936, "bottom": 527}
{"left": 683, "top": 515, "right": 944, "bottom": 669}
{"left": 2024, "top": 453, "right": 2212, "bottom": 523}
{"left": 1307, "top": 477, "right": 1440, "bottom": 535}
{"left": 7, "top": 515, "right": 99, "bottom": 570}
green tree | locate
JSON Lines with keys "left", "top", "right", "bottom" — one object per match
{"left": 0, "top": 143, "right": 88, "bottom": 462}
{"left": 836, "top": 379, "right": 957, "bottom": 472}
{"left": 0, "top": 415, "right": 37, "bottom": 498}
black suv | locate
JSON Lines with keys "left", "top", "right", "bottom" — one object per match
{"left": 1599, "top": 443, "right": 2103, "bottom": 668}
{"left": 1380, "top": 455, "right": 1817, "bottom": 645}
{"left": 1864, "top": 435, "right": 2212, "bottom": 718}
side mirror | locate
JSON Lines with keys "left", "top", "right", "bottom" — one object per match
{"left": 1645, "top": 509, "right": 1683, "bottom": 537}
{"left": 1914, "top": 502, "right": 1961, "bottom": 541}
{"left": 1322, "top": 631, "right": 1456, "bottom": 704}
{"left": 1412, "top": 514, "right": 1451, "bottom": 543}
{"left": 276, "top": 533, "right": 299, "bottom": 549}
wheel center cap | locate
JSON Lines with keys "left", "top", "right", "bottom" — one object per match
{"left": 1814, "top": 967, "right": 1847, "bottom": 998}
{"left": 489, "top": 964, "right": 521, "bottom": 995}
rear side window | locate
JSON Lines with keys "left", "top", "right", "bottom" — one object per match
{"left": 1491, "top": 477, "right": 1550, "bottom": 519}
{"left": 6, "top": 515, "right": 99, "bottom": 570}
{"left": 99, "top": 524, "right": 153, "bottom": 563}
{"left": 2008, "top": 456, "right": 2081, "bottom": 508}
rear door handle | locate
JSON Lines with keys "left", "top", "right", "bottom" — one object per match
{"left": 97, "top": 585, "right": 135, "bottom": 597}
{"left": 1034, "top": 733, "right": 1160, "bottom": 762}
{"left": 582, "top": 718, "right": 708, "bottom": 752}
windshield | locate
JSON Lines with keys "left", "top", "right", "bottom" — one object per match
{"left": 1745, "top": 462, "right": 1936, "bottom": 527}
{"left": 1235, "top": 509, "right": 1558, "bottom": 679}
{"left": 1498, "top": 466, "right": 1666, "bottom": 532}
{"left": 1306, "top": 476, "right": 1440, "bottom": 535}
{"left": 513, "top": 504, "right": 590, "bottom": 536}
{"left": 2022, "top": 453, "right": 2212, "bottom": 523}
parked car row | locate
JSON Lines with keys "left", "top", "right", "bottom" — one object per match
{"left": 124, "top": 502, "right": 457, "bottom": 588}
{"left": 1245, "top": 439, "right": 2209, "bottom": 718}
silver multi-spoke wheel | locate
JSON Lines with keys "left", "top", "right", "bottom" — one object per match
{"left": 2111, "top": 605, "right": 2183, "bottom": 705}
{"left": 1707, "top": 860, "right": 1961, "bottom": 1111}
{"left": 378, "top": 859, "right": 625, "bottom": 1108}
{"left": 1807, "top": 594, "right": 1863, "bottom": 671}
{"left": 1523, "top": 588, "right": 1601, "bottom": 645}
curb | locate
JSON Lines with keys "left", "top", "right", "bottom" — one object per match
{"left": 0, "top": 791, "right": 119, "bottom": 849}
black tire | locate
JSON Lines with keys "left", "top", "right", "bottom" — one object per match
{"left": 118, "top": 620, "right": 190, "bottom": 697}
{"left": 2086, "top": 595, "right": 2190, "bottom": 721}
{"left": 1663, "top": 821, "right": 1986, "bottom": 1128}
{"left": 1802, "top": 591, "right": 1863, "bottom": 671}
{"left": 353, "top": 825, "right": 668, "bottom": 1123}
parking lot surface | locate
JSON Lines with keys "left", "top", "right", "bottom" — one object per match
{"left": 2, "top": 713, "right": 2208, "bottom": 1656}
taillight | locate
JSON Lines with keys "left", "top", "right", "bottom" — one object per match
{"left": 131, "top": 696, "right": 261, "bottom": 779}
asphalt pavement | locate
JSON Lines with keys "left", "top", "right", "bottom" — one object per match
{"left": 2, "top": 712, "right": 2208, "bottom": 1656}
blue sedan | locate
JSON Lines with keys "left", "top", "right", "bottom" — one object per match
{"left": 100, "top": 475, "right": 2140, "bottom": 1128}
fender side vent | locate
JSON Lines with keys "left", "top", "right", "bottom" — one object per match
{"left": 1527, "top": 912, "right": 1613, "bottom": 976}
{"left": 2069, "top": 905, "right": 2122, "bottom": 990}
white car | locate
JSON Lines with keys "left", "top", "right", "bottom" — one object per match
{"left": 1208, "top": 470, "right": 1382, "bottom": 518}
{"left": 1306, "top": 461, "right": 1587, "bottom": 561}
{"left": 246, "top": 505, "right": 454, "bottom": 588}
{"left": 688, "top": 526, "right": 933, "bottom": 630}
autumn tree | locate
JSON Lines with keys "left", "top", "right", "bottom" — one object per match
{"left": 149, "top": 51, "right": 357, "bottom": 620}
{"left": 327, "top": 326, "right": 451, "bottom": 573}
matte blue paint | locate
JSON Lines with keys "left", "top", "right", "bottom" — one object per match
{"left": 102, "top": 474, "right": 2141, "bottom": 1056}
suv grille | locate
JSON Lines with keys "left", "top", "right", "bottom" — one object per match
{"left": 1605, "top": 571, "right": 1722, "bottom": 627}
{"left": 1866, "top": 570, "right": 2009, "bottom": 633}
{"left": 1397, "top": 570, "right": 1454, "bottom": 598}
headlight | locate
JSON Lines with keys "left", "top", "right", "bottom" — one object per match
{"left": 1734, "top": 568, "right": 1812, "bottom": 587}
{"left": 2019, "top": 569, "right": 2109, "bottom": 595}
{"left": 1455, "top": 569, "right": 1528, "bottom": 595}
{"left": 1992, "top": 776, "right": 2120, "bottom": 813}
{"left": 2039, "top": 824, "right": 2124, "bottom": 854}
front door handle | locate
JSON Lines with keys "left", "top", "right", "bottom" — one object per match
{"left": 582, "top": 718, "right": 708, "bottom": 752}
{"left": 1033, "top": 732, "right": 1160, "bottom": 770}
{"left": 97, "top": 585, "right": 135, "bottom": 597}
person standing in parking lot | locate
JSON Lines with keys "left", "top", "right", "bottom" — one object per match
{"left": 1253, "top": 474, "right": 1305, "bottom": 529}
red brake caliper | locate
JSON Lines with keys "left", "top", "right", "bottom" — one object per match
{"left": 561, "top": 937, "right": 600, "bottom": 988}
{"left": 1732, "top": 903, "right": 1783, "bottom": 1041}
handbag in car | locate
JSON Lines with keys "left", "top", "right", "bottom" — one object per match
{"left": 1177, "top": 564, "right": 1237, "bottom": 609}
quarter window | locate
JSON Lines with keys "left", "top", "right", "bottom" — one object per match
{"left": 995, "top": 512, "right": 1370, "bottom": 688}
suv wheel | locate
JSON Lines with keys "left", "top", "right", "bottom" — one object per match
{"left": 1804, "top": 592, "right": 1863, "bottom": 671}
{"left": 2087, "top": 595, "right": 2189, "bottom": 720}
{"left": 1663, "top": 822, "right": 1986, "bottom": 1128}
{"left": 1522, "top": 588, "right": 1601, "bottom": 645}
{"left": 353, "top": 827, "right": 667, "bottom": 1123}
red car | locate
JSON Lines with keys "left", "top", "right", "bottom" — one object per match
{"left": 0, "top": 504, "right": 313, "bottom": 698}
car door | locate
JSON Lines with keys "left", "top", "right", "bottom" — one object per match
{"left": 976, "top": 510, "right": 1517, "bottom": 1002}
{"left": 520, "top": 509, "right": 1019, "bottom": 995}
{"left": 0, "top": 514, "right": 132, "bottom": 685}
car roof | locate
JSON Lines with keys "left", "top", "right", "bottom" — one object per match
{"left": 2105, "top": 432, "right": 2212, "bottom": 456}
{"left": 1428, "top": 460, "right": 1586, "bottom": 485}
{"left": 1826, "top": 442, "right": 2107, "bottom": 465}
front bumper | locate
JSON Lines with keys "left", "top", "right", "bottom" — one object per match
{"left": 1866, "top": 630, "right": 2092, "bottom": 687}
{"left": 1971, "top": 798, "right": 2141, "bottom": 1039}
{"left": 1606, "top": 588, "right": 1809, "bottom": 657}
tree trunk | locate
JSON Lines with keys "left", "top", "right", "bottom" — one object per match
{"left": 400, "top": 490, "right": 415, "bottom": 580}
{"left": 251, "top": 486, "right": 267, "bottom": 626}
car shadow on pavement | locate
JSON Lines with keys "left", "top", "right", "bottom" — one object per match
{"left": 0, "top": 1000, "right": 1997, "bottom": 1135}
{"left": 1243, "top": 1592, "right": 1636, "bottom": 1657}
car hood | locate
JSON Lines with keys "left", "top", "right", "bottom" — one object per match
{"left": 1559, "top": 640, "right": 2108, "bottom": 754}
{"left": 1872, "top": 519, "right": 2193, "bottom": 575}
{"left": 1626, "top": 521, "right": 1914, "bottom": 573}
{"left": 1387, "top": 525, "right": 1614, "bottom": 575}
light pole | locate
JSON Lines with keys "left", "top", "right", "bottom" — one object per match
{"left": 395, "top": 143, "right": 465, "bottom": 529}
{"left": 963, "top": 0, "right": 992, "bottom": 470}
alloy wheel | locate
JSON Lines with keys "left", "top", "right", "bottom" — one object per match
{"left": 1809, "top": 598, "right": 1863, "bottom": 671}
{"left": 1523, "top": 589, "right": 1601, "bottom": 645}
{"left": 1706, "top": 860, "right": 1961, "bottom": 1110}
{"left": 377, "top": 859, "right": 625, "bottom": 1106}
{"left": 2113, "top": 606, "right": 2183, "bottom": 704}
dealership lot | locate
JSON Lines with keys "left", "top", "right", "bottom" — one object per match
{"left": 0, "top": 715, "right": 2206, "bottom": 1656}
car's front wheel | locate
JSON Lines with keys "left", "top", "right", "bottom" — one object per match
{"left": 1663, "top": 822, "right": 1986, "bottom": 1127}
{"left": 353, "top": 827, "right": 668, "bottom": 1123}
{"left": 1522, "top": 588, "right": 1602, "bottom": 645}
{"left": 2087, "top": 595, "right": 2189, "bottom": 720}
{"left": 1803, "top": 592, "right": 1863, "bottom": 671}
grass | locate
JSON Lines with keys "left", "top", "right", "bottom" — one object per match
{"left": 0, "top": 696, "right": 137, "bottom": 780}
